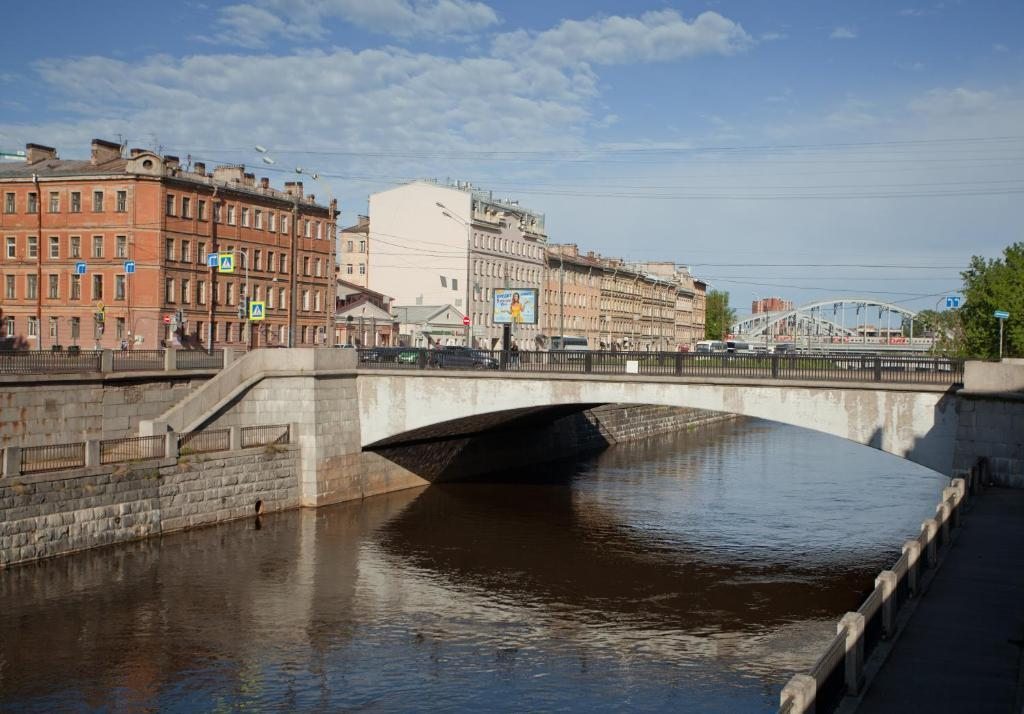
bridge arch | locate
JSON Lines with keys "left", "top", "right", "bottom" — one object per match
{"left": 357, "top": 372, "right": 958, "bottom": 476}
{"left": 733, "top": 297, "right": 919, "bottom": 340}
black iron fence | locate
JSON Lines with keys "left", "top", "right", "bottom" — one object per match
{"left": 99, "top": 435, "right": 166, "bottom": 464}
{"left": 111, "top": 350, "right": 165, "bottom": 372}
{"left": 178, "top": 428, "right": 230, "bottom": 455}
{"left": 241, "top": 424, "right": 290, "bottom": 448}
{"left": 20, "top": 441, "right": 86, "bottom": 473}
{"left": 357, "top": 349, "right": 964, "bottom": 386}
{"left": 176, "top": 350, "right": 224, "bottom": 370}
{"left": 0, "top": 350, "right": 103, "bottom": 374}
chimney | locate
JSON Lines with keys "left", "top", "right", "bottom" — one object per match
{"left": 358, "top": 214, "right": 369, "bottom": 225}
{"left": 243, "top": 172, "right": 255, "bottom": 187}
{"left": 259, "top": 177, "right": 269, "bottom": 189}
{"left": 213, "top": 165, "right": 245, "bottom": 183}
{"left": 308, "top": 194, "right": 315, "bottom": 203}
{"left": 25, "top": 143, "right": 58, "bottom": 164}
{"left": 163, "top": 155, "right": 180, "bottom": 170}
{"left": 194, "top": 162, "right": 206, "bottom": 176}
{"left": 91, "top": 138, "right": 122, "bottom": 164}
{"left": 284, "top": 181, "right": 304, "bottom": 199}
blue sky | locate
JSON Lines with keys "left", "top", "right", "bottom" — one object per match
{"left": 2, "top": 0, "right": 1022, "bottom": 312}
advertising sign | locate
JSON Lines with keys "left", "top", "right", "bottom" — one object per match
{"left": 492, "top": 288, "right": 538, "bottom": 325}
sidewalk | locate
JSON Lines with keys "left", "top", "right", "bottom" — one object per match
{"left": 856, "top": 487, "right": 1024, "bottom": 713}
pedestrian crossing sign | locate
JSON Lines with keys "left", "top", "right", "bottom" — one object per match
{"left": 249, "top": 301, "right": 266, "bottom": 320}
{"left": 218, "top": 254, "right": 234, "bottom": 273}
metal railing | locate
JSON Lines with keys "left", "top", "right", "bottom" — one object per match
{"left": 111, "top": 350, "right": 165, "bottom": 372}
{"left": 357, "top": 348, "right": 964, "bottom": 386}
{"left": 0, "top": 350, "right": 103, "bottom": 374}
{"left": 99, "top": 435, "right": 166, "bottom": 464}
{"left": 178, "top": 428, "right": 230, "bottom": 455}
{"left": 20, "top": 441, "right": 86, "bottom": 473}
{"left": 176, "top": 350, "right": 224, "bottom": 370}
{"left": 241, "top": 424, "right": 290, "bottom": 448}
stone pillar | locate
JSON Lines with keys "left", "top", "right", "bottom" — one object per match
{"left": 164, "top": 348, "right": 177, "bottom": 371}
{"left": 229, "top": 426, "right": 242, "bottom": 451}
{"left": 289, "top": 422, "right": 300, "bottom": 445}
{"left": 85, "top": 439, "right": 101, "bottom": 468}
{"left": 936, "top": 501, "right": 952, "bottom": 542}
{"left": 165, "top": 431, "right": 179, "bottom": 459}
{"left": 921, "top": 518, "right": 939, "bottom": 566}
{"left": 875, "top": 570, "right": 898, "bottom": 637}
{"left": 139, "top": 419, "right": 169, "bottom": 437}
{"left": 100, "top": 350, "right": 114, "bottom": 373}
{"left": 779, "top": 674, "right": 816, "bottom": 714}
{"left": 2, "top": 446, "right": 21, "bottom": 477}
{"left": 903, "top": 540, "right": 922, "bottom": 594}
{"left": 942, "top": 485, "right": 961, "bottom": 527}
{"left": 222, "top": 347, "right": 237, "bottom": 368}
{"left": 839, "top": 611, "right": 866, "bottom": 695}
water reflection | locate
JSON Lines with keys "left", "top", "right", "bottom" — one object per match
{"left": 0, "top": 418, "right": 945, "bottom": 712}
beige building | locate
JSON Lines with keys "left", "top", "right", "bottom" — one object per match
{"left": 543, "top": 244, "right": 604, "bottom": 347}
{"left": 339, "top": 215, "right": 369, "bottom": 287}
{"left": 632, "top": 261, "right": 706, "bottom": 349}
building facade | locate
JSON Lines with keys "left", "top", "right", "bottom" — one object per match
{"left": 752, "top": 296, "right": 794, "bottom": 314}
{"left": 335, "top": 279, "right": 398, "bottom": 346}
{"left": 543, "top": 245, "right": 604, "bottom": 348}
{"left": 0, "top": 140, "right": 334, "bottom": 351}
{"left": 339, "top": 215, "right": 369, "bottom": 288}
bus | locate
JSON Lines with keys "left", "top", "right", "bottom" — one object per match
{"left": 725, "top": 340, "right": 752, "bottom": 354}
{"left": 694, "top": 340, "right": 726, "bottom": 353}
{"left": 550, "top": 335, "right": 589, "bottom": 351}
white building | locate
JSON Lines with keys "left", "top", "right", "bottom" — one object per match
{"left": 368, "top": 180, "right": 547, "bottom": 349}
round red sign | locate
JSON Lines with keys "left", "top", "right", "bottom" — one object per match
{"left": 462, "top": 316, "right": 471, "bottom": 326}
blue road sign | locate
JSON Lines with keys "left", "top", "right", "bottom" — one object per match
{"left": 74, "top": 262, "right": 87, "bottom": 275}
{"left": 994, "top": 310, "right": 1010, "bottom": 320}
{"left": 945, "top": 296, "right": 961, "bottom": 309}
{"left": 249, "top": 301, "right": 266, "bottom": 320}
{"left": 124, "top": 260, "right": 136, "bottom": 274}
{"left": 218, "top": 254, "right": 234, "bottom": 273}
{"left": 207, "top": 253, "right": 219, "bottom": 268}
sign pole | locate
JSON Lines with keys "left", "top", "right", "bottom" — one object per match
{"left": 1000, "top": 317, "right": 1005, "bottom": 360}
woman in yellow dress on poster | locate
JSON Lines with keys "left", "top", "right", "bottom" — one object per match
{"left": 510, "top": 292, "right": 524, "bottom": 323}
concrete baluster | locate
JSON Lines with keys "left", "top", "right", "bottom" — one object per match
{"left": 921, "top": 518, "right": 939, "bottom": 566}
{"left": 936, "top": 501, "right": 951, "bottom": 543}
{"left": 902, "top": 540, "right": 921, "bottom": 594}
{"left": 942, "top": 486, "right": 961, "bottom": 528}
{"left": 85, "top": 439, "right": 101, "bottom": 468}
{"left": 289, "top": 422, "right": 300, "bottom": 445}
{"left": 165, "top": 430, "right": 179, "bottom": 459}
{"left": 230, "top": 426, "right": 242, "bottom": 451}
{"left": 779, "top": 674, "right": 816, "bottom": 714}
{"left": 2, "top": 446, "right": 21, "bottom": 477}
{"left": 222, "top": 347, "right": 237, "bottom": 368}
{"left": 839, "top": 612, "right": 866, "bottom": 694}
{"left": 100, "top": 349, "right": 114, "bottom": 373}
{"left": 164, "top": 348, "right": 178, "bottom": 371}
{"left": 875, "top": 570, "right": 898, "bottom": 637}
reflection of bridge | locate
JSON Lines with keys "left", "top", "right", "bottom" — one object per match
{"left": 731, "top": 298, "right": 935, "bottom": 352}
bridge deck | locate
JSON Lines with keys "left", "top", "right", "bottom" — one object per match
{"left": 854, "top": 487, "right": 1024, "bottom": 713}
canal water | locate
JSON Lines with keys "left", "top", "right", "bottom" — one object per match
{"left": 0, "top": 418, "right": 946, "bottom": 712}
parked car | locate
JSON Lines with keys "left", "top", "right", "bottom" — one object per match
{"left": 397, "top": 350, "right": 421, "bottom": 365}
{"left": 359, "top": 347, "right": 401, "bottom": 363}
{"left": 430, "top": 346, "right": 498, "bottom": 370}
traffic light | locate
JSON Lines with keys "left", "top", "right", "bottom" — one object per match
{"left": 94, "top": 311, "right": 104, "bottom": 323}
{"left": 237, "top": 298, "right": 248, "bottom": 319}
{"left": 175, "top": 310, "right": 184, "bottom": 324}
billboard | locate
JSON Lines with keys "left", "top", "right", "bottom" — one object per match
{"left": 492, "top": 288, "right": 538, "bottom": 325}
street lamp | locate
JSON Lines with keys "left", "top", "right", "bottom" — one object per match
{"left": 255, "top": 146, "right": 338, "bottom": 347}
{"left": 436, "top": 201, "right": 472, "bottom": 347}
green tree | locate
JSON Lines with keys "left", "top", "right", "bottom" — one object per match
{"left": 960, "top": 243, "right": 1024, "bottom": 358}
{"left": 901, "top": 309, "right": 965, "bottom": 355}
{"left": 705, "top": 290, "right": 737, "bottom": 340}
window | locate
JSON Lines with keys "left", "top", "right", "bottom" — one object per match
{"left": 267, "top": 251, "right": 274, "bottom": 272}
{"left": 49, "top": 236, "right": 59, "bottom": 258}
{"left": 3, "top": 316, "right": 13, "bottom": 336}
{"left": 26, "top": 274, "right": 38, "bottom": 299}
{"left": 254, "top": 250, "right": 262, "bottom": 271}
{"left": 314, "top": 258, "right": 321, "bottom": 277}
{"left": 181, "top": 278, "right": 190, "bottom": 304}
{"left": 279, "top": 287, "right": 286, "bottom": 309}
{"left": 70, "top": 192, "right": 81, "bottom": 213}
{"left": 27, "top": 316, "right": 38, "bottom": 337}
{"left": 314, "top": 291, "right": 321, "bottom": 312}
{"left": 115, "top": 275, "right": 126, "bottom": 300}
{"left": 70, "top": 236, "right": 81, "bottom": 258}
{"left": 440, "top": 276, "right": 447, "bottom": 288}
{"left": 346, "top": 263, "right": 353, "bottom": 275}
{"left": 92, "top": 274, "right": 103, "bottom": 300}
{"left": 213, "top": 203, "right": 222, "bottom": 223}
{"left": 5, "top": 275, "right": 14, "bottom": 299}
{"left": 304, "top": 220, "right": 311, "bottom": 238}
{"left": 27, "top": 236, "right": 38, "bottom": 259}
{"left": 268, "top": 213, "right": 276, "bottom": 232}
{"left": 116, "top": 235, "right": 127, "bottom": 258}
{"left": 282, "top": 214, "right": 289, "bottom": 234}
{"left": 165, "top": 278, "right": 175, "bottom": 303}
{"left": 359, "top": 263, "right": 366, "bottom": 276}
{"left": 346, "top": 240, "right": 353, "bottom": 251}
{"left": 27, "top": 192, "right": 38, "bottom": 213}
{"left": 303, "top": 257, "right": 310, "bottom": 275}
{"left": 69, "top": 316, "right": 79, "bottom": 339}
{"left": 92, "top": 235, "right": 103, "bottom": 258}
{"left": 302, "top": 290, "right": 310, "bottom": 310}
{"left": 197, "top": 280, "right": 206, "bottom": 305}
{"left": 267, "top": 287, "right": 274, "bottom": 309}
{"left": 165, "top": 239, "right": 175, "bottom": 261}
{"left": 116, "top": 190, "right": 127, "bottom": 212}
{"left": 49, "top": 192, "right": 59, "bottom": 213}
{"left": 49, "top": 317, "right": 58, "bottom": 339}
{"left": 166, "top": 195, "right": 175, "bottom": 216}
{"left": 227, "top": 205, "right": 236, "bottom": 225}
{"left": 241, "top": 207, "right": 250, "bottom": 227}
{"left": 5, "top": 237, "right": 14, "bottom": 258}
{"left": 316, "top": 221, "right": 322, "bottom": 240}
{"left": 70, "top": 275, "right": 81, "bottom": 300}
{"left": 116, "top": 317, "right": 125, "bottom": 339}
{"left": 48, "top": 274, "right": 59, "bottom": 299}
{"left": 197, "top": 242, "right": 206, "bottom": 264}
{"left": 452, "top": 278, "right": 458, "bottom": 291}
{"left": 92, "top": 191, "right": 103, "bottom": 212}
{"left": 359, "top": 240, "right": 366, "bottom": 252}
{"left": 198, "top": 199, "right": 206, "bottom": 221}
{"left": 279, "top": 253, "right": 287, "bottom": 272}
{"left": 181, "top": 240, "right": 190, "bottom": 263}
{"left": 181, "top": 196, "right": 191, "bottom": 218}
{"left": 3, "top": 193, "right": 13, "bottom": 213}
{"left": 255, "top": 209, "right": 262, "bottom": 229}
{"left": 226, "top": 282, "right": 234, "bottom": 305}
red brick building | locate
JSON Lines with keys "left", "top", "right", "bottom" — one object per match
{"left": 0, "top": 139, "right": 335, "bottom": 350}
{"left": 752, "top": 296, "right": 794, "bottom": 314}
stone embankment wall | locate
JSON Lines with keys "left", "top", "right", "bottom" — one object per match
{"left": 0, "top": 375, "right": 212, "bottom": 449}
{"left": 953, "top": 394, "right": 1024, "bottom": 488}
{"left": 0, "top": 446, "right": 298, "bottom": 568}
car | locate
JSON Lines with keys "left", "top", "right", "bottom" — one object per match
{"left": 430, "top": 346, "right": 498, "bottom": 369}
{"left": 397, "top": 350, "right": 420, "bottom": 365}
{"left": 359, "top": 347, "right": 401, "bottom": 363}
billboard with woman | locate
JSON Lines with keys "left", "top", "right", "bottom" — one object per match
{"left": 492, "top": 288, "right": 538, "bottom": 325}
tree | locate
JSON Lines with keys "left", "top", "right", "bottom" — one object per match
{"left": 705, "top": 290, "right": 737, "bottom": 340}
{"left": 960, "top": 242, "right": 1024, "bottom": 358}
{"left": 901, "top": 309, "right": 965, "bottom": 355}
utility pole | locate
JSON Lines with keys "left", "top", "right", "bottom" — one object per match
{"left": 32, "top": 174, "right": 42, "bottom": 350}
{"left": 289, "top": 196, "right": 298, "bottom": 347}
{"left": 208, "top": 188, "right": 219, "bottom": 352}
{"left": 558, "top": 252, "right": 565, "bottom": 344}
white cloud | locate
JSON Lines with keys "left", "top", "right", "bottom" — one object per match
{"left": 830, "top": 27, "right": 858, "bottom": 40}
{"left": 208, "top": 0, "right": 500, "bottom": 47}
{"left": 825, "top": 97, "right": 879, "bottom": 128}
{"left": 760, "top": 31, "right": 787, "bottom": 42}
{"left": 492, "top": 10, "right": 752, "bottom": 67}
{"left": 909, "top": 87, "right": 997, "bottom": 115}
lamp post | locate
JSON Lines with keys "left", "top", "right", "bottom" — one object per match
{"left": 436, "top": 202, "right": 472, "bottom": 347}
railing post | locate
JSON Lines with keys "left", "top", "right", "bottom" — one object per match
{"left": 418, "top": 350, "right": 427, "bottom": 369}
{"left": 222, "top": 348, "right": 236, "bottom": 368}
{"left": 902, "top": 540, "right": 921, "bottom": 594}
{"left": 875, "top": 570, "right": 898, "bottom": 637}
{"left": 230, "top": 426, "right": 242, "bottom": 451}
{"left": 85, "top": 439, "right": 101, "bottom": 468}
{"left": 674, "top": 352, "right": 683, "bottom": 376}
{"left": 2, "top": 446, "right": 21, "bottom": 477}
{"left": 942, "top": 486, "right": 961, "bottom": 527}
{"left": 839, "top": 612, "right": 866, "bottom": 695}
{"left": 936, "top": 501, "right": 952, "bottom": 543}
{"left": 921, "top": 518, "right": 939, "bottom": 566}
{"left": 771, "top": 353, "right": 780, "bottom": 379}
{"left": 289, "top": 422, "right": 300, "bottom": 445}
{"left": 584, "top": 352, "right": 593, "bottom": 374}
{"left": 164, "top": 348, "right": 178, "bottom": 371}
{"left": 165, "top": 430, "right": 179, "bottom": 459}
{"left": 779, "top": 674, "right": 816, "bottom": 714}
{"left": 873, "top": 356, "right": 882, "bottom": 381}
{"left": 100, "top": 349, "right": 114, "bottom": 373}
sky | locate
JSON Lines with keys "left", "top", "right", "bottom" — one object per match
{"left": 1, "top": 0, "right": 1022, "bottom": 314}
